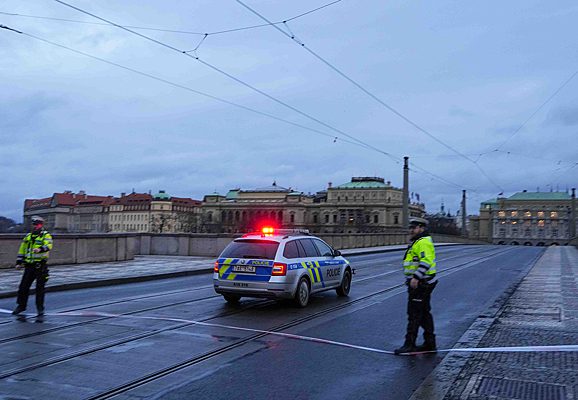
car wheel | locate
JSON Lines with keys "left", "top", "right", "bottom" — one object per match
{"left": 223, "top": 294, "right": 241, "bottom": 304}
{"left": 294, "top": 277, "right": 310, "bottom": 308}
{"left": 336, "top": 269, "right": 351, "bottom": 297}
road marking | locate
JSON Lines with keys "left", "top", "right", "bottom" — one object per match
{"left": 1, "top": 308, "right": 576, "bottom": 356}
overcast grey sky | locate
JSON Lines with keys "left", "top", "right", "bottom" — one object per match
{"left": 1, "top": 0, "right": 577, "bottom": 222}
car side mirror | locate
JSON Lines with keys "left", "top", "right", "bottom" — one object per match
{"left": 333, "top": 249, "right": 341, "bottom": 257}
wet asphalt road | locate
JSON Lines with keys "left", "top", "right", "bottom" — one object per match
{"left": 0, "top": 245, "right": 544, "bottom": 400}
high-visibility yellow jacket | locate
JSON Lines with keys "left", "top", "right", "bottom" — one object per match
{"left": 17, "top": 230, "right": 53, "bottom": 264}
{"left": 403, "top": 234, "right": 437, "bottom": 282}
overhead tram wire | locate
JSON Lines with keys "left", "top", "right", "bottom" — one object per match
{"left": 51, "top": 0, "right": 400, "bottom": 165}
{"left": 234, "top": 0, "right": 505, "bottom": 194}
{"left": 478, "top": 67, "right": 578, "bottom": 159}
{"left": 0, "top": 24, "right": 369, "bottom": 151}
{"left": 0, "top": 28, "right": 474, "bottom": 195}
{"left": 1, "top": 2, "right": 341, "bottom": 36}
{"left": 45, "top": 1, "right": 472, "bottom": 191}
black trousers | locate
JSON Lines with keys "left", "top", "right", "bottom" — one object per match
{"left": 405, "top": 280, "right": 437, "bottom": 344}
{"left": 16, "top": 262, "right": 49, "bottom": 310}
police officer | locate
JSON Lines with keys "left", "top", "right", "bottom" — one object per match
{"left": 394, "top": 217, "right": 438, "bottom": 355}
{"left": 12, "top": 216, "right": 53, "bottom": 316}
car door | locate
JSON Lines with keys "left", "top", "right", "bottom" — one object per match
{"left": 312, "top": 239, "right": 342, "bottom": 287}
{"left": 297, "top": 238, "right": 324, "bottom": 291}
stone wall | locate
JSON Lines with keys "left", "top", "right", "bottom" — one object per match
{"left": 0, "top": 234, "right": 135, "bottom": 269}
{"left": 0, "top": 232, "right": 487, "bottom": 268}
{"left": 134, "top": 232, "right": 486, "bottom": 257}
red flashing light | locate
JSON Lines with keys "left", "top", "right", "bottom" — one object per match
{"left": 271, "top": 262, "right": 287, "bottom": 276}
{"left": 214, "top": 261, "right": 219, "bottom": 273}
{"left": 262, "top": 226, "right": 275, "bottom": 235}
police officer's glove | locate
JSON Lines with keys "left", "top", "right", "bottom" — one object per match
{"left": 15, "top": 261, "right": 23, "bottom": 269}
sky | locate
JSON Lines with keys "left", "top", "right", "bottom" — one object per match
{"left": 1, "top": 0, "right": 577, "bottom": 222}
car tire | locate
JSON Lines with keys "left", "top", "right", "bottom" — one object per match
{"left": 223, "top": 294, "right": 241, "bottom": 304}
{"left": 336, "top": 269, "right": 351, "bottom": 297}
{"left": 294, "top": 277, "right": 310, "bottom": 308}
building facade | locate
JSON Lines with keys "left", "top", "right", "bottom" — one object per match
{"left": 469, "top": 190, "right": 577, "bottom": 246}
{"left": 201, "top": 177, "right": 425, "bottom": 234}
{"left": 24, "top": 190, "right": 201, "bottom": 233}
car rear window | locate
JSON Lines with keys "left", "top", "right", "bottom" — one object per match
{"left": 220, "top": 239, "right": 280, "bottom": 260}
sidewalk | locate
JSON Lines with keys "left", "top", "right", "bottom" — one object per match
{"left": 0, "top": 244, "right": 439, "bottom": 299}
{"left": 411, "top": 245, "right": 578, "bottom": 400}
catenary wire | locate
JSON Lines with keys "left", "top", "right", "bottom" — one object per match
{"left": 0, "top": 25, "right": 374, "bottom": 150}
{"left": 50, "top": 0, "right": 404, "bottom": 164}
{"left": 2, "top": 18, "right": 478, "bottom": 192}
{"left": 480, "top": 67, "right": 578, "bottom": 157}
{"left": 234, "top": 0, "right": 504, "bottom": 193}
{"left": 5, "top": 7, "right": 479, "bottom": 194}
{"left": 49, "top": 0, "right": 491, "bottom": 193}
{"left": 0, "top": 2, "right": 341, "bottom": 36}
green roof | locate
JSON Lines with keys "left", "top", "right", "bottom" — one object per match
{"left": 508, "top": 192, "right": 571, "bottom": 201}
{"left": 481, "top": 198, "right": 498, "bottom": 206}
{"left": 226, "top": 190, "right": 239, "bottom": 200}
{"left": 336, "top": 177, "right": 390, "bottom": 189}
{"left": 153, "top": 190, "right": 170, "bottom": 200}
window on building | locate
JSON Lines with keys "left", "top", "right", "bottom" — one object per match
{"left": 394, "top": 214, "right": 399, "bottom": 225}
{"left": 333, "top": 214, "right": 337, "bottom": 223}
{"left": 552, "top": 229, "right": 558, "bottom": 237}
{"left": 290, "top": 214, "right": 295, "bottom": 223}
{"left": 498, "top": 211, "right": 506, "bottom": 217}
{"left": 325, "top": 214, "right": 329, "bottom": 223}
{"left": 373, "top": 215, "right": 378, "bottom": 223}
{"left": 365, "top": 215, "right": 370, "bottom": 223}
{"left": 538, "top": 220, "right": 545, "bottom": 227}
{"left": 512, "top": 220, "right": 517, "bottom": 225}
{"left": 511, "top": 211, "right": 518, "bottom": 217}
{"left": 550, "top": 211, "right": 558, "bottom": 218}
{"left": 525, "top": 211, "right": 531, "bottom": 217}
{"left": 313, "top": 214, "right": 318, "bottom": 223}
{"left": 537, "top": 211, "right": 544, "bottom": 218}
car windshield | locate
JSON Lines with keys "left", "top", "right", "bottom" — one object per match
{"left": 220, "top": 239, "right": 279, "bottom": 260}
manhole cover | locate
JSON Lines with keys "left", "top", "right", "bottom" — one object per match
{"left": 476, "top": 377, "right": 566, "bottom": 400}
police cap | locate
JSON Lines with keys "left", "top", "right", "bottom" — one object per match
{"left": 31, "top": 216, "right": 45, "bottom": 224}
{"left": 408, "top": 217, "right": 428, "bottom": 228}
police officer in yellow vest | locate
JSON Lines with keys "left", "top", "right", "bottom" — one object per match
{"left": 12, "top": 216, "right": 53, "bottom": 316}
{"left": 394, "top": 217, "right": 438, "bottom": 355}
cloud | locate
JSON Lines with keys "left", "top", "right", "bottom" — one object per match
{"left": 546, "top": 105, "right": 578, "bottom": 126}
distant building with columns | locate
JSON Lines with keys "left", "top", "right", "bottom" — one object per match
{"left": 469, "top": 190, "right": 577, "bottom": 246}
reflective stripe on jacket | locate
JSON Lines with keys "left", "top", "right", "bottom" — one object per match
{"left": 403, "top": 235, "right": 436, "bottom": 281}
{"left": 17, "top": 230, "right": 53, "bottom": 264}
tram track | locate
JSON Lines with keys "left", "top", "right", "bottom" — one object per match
{"left": 0, "top": 247, "right": 514, "bottom": 399}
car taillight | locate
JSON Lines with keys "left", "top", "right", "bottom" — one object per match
{"left": 271, "top": 262, "right": 287, "bottom": 276}
{"left": 214, "top": 261, "right": 219, "bottom": 273}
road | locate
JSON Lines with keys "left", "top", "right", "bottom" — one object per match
{"left": 0, "top": 245, "right": 544, "bottom": 399}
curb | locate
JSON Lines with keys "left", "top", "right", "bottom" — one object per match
{"left": 408, "top": 248, "right": 545, "bottom": 400}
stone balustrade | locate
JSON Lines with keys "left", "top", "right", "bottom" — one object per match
{"left": 0, "top": 232, "right": 488, "bottom": 268}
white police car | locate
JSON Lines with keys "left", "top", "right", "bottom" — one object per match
{"left": 213, "top": 228, "right": 352, "bottom": 307}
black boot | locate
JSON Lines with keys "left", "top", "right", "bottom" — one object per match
{"left": 394, "top": 340, "right": 417, "bottom": 355}
{"left": 36, "top": 307, "right": 45, "bottom": 317}
{"left": 12, "top": 305, "right": 26, "bottom": 315}
{"left": 416, "top": 334, "right": 437, "bottom": 352}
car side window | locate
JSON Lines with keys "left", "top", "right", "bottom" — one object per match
{"left": 283, "top": 240, "right": 300, "bottom": 259}
{"left": 298, "top": 239, "right": 320, "bottom": 258}
{"left": 313, "top": 239, "right": 333, "bottom": 257}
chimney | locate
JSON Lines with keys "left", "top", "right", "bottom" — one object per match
{"left": 328, "top": 182, "right": 332, "bottom": 188}
{"left": 523, "top": 189, "right": 527, "bottom": 192}
{"left": 121, "top": 192, "right": 126, "bottom": 197}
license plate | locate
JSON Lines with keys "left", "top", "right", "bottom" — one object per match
{"left": 232, "top": 265, "right": 256, "bottom": 273}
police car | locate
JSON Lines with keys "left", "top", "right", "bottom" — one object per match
{"left": 213, "top": 228, "right": 352, "bottom": 307}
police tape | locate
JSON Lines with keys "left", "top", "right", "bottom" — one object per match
{"left": 1, "top": 307, "right": 577, "bottom": 356}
